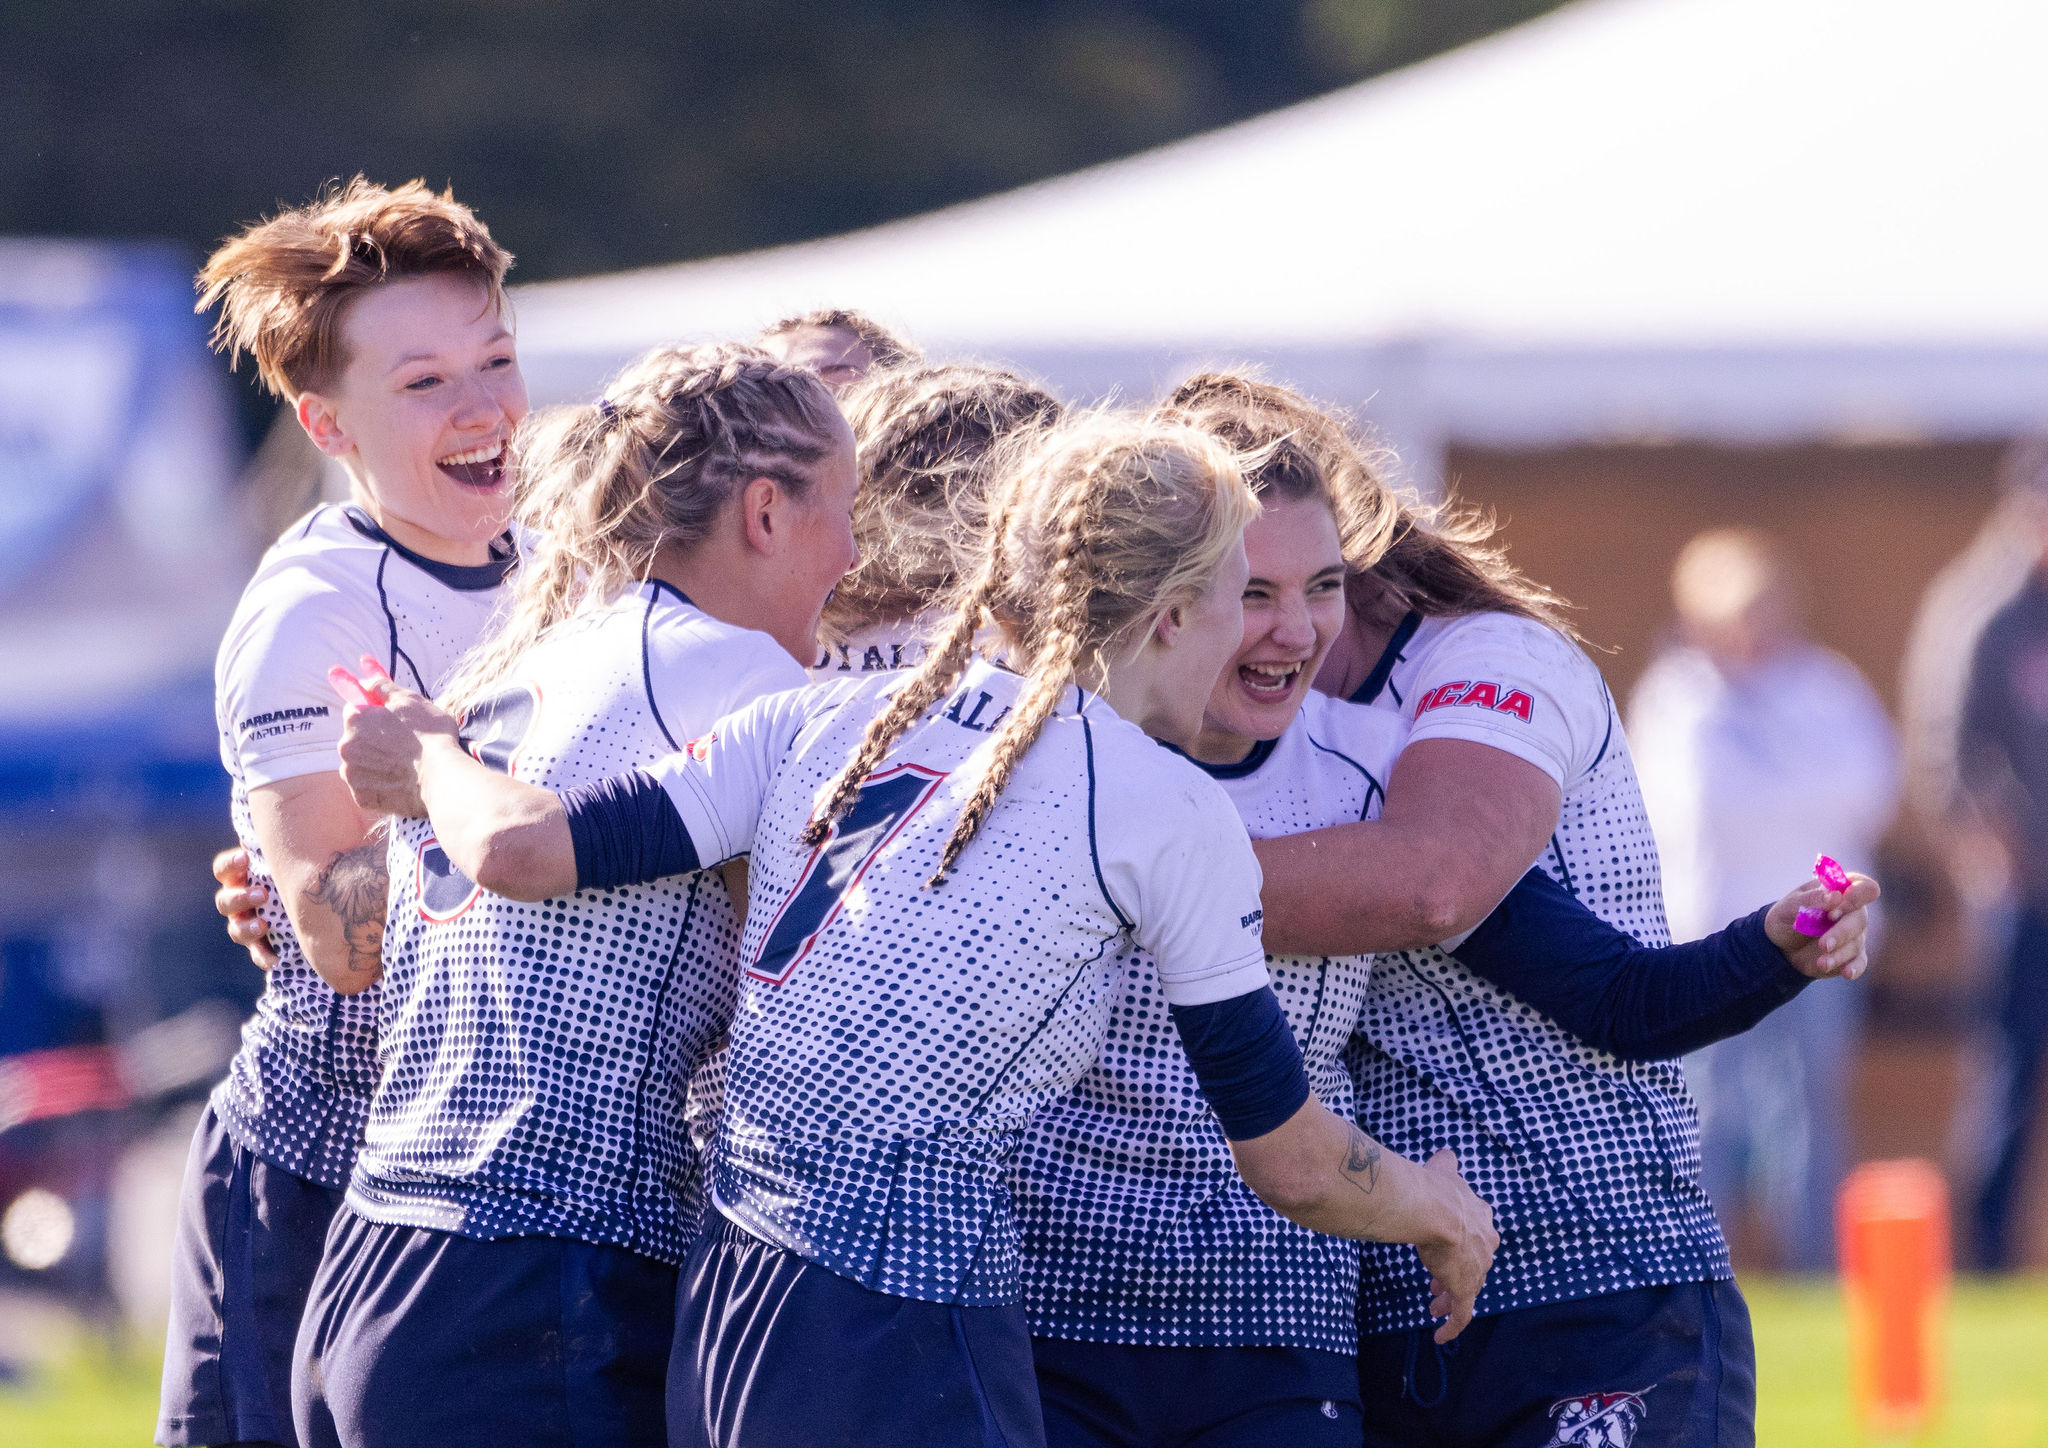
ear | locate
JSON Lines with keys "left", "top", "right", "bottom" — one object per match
{"left": 1150, "top": 602, "right": 1187, "bottom": 651}
{"left": 296, "top": 391, "right": 352, "bottom": 458}
{"left": 738, "top": 474, "right": 786, "bottom": 557}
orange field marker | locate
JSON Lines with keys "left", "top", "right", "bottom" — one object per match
{"left": 1837, "top": 1159, "right": 1950, "bottom": 1437}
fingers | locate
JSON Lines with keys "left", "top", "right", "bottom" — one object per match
{"left": 215, "top": 881, "right": 268, "bottom": 919}
{"left": 211, "top": 846, "right": 251, "bottom": 888}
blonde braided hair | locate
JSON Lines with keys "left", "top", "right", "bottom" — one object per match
{"left": 803, "top": 410, "right": 1258, "bottom": 884}
{"left": 822, "top": 361, "right": 1063, "bottom": 643}
{"left": 442, "top": 341, "right": 840, "bottom": 714}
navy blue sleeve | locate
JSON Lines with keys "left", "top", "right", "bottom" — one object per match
{"left": 560, "top": 769, "right": 702, "bottom": 890}
{"left": 1168, "top": 987, "right": 1313, "bottom": 1140}
{"left": 1451, "top": 868, "right": 1810, "bottom": 1061}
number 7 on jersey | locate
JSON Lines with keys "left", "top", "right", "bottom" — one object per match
{"left": 748, "top": 763, "right": 949, "bottom": 985}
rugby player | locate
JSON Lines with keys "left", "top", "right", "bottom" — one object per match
{"left": 162, "top": 179, "right": 525, "bottom": 1448}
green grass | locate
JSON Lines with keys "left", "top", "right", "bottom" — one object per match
{"left": 1750, "top": 1276, "right": 2048, "bottom": 1447}
{"left": 0, "top": 1341, "right": 161, "bottom": 1448}
{"left": 3, "top": 1277, "right": 2045, "bottom": 1446}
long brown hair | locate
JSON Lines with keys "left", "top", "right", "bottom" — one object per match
{"left": 804, "top": 410, "right": 1259, "bottom": 884}
{"left": 1163, "top": 371, "right": 1578, "bottom": 637}
{"left": 824, "top": 361, "right": 1064, "bottom": 641}
{"left": 442, "top": 342, "right": 840, "bottom": 714}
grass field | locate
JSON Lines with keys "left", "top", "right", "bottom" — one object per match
{"left": 1, "top": 1276, "right": 2043, "bottom": 1446}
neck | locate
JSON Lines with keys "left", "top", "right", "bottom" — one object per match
{"left": 1091, "top": 646, "right": 1197, "bottom": 747}
{"left": 648, "top": 540, "right": 807, "bottom": 662}
{"left": 1183, "top": 721, "right": 1261, "bottom": 767}
{"left": 347, "top": 478, "right": 494, "bottom": 567}
{"left": 1313, "top": 578, "right": 1406, "bottom": 699}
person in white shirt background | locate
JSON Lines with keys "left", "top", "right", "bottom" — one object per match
{"left": 1628, "top": 527, "right": 1900, "bottom": 1270}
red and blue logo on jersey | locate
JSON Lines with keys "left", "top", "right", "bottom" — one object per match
{"left": 1542, "top": 1387, "right": 1652, "bottom": 1447}
{"left": 1413, "top": 679, "right": 1535, "bottom": 723}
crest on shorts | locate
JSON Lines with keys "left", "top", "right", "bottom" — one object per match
{"left": 1542, "top": 1387, "right": 1652, "bottom": 1448}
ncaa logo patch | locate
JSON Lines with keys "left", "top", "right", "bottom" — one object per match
{"left": 1542, "top": 1387, "right": 1652, "bottom": 1447}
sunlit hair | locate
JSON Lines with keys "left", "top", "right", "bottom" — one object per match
{"left": 759, "top": 308, "right": 923, "bottom": 371}
{"left": 804, "top": 410, "right": 1259, "bottom": 883}
{"left": 442, "top": 341, "right": 841, "bottom": 715}
{"left": 823, "top": 361, "right": 1064, "bottom": 642}
{"left": 195, "top": 177, "right": 512, "bottom": 399}
{"left": 1162, "top": 371, "right": 1577, "bottom": 637}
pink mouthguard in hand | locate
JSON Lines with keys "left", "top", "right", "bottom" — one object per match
{"left": 328, "top": 665, "right": 384, "bottom": 709}
{"left": 1793, "top": 854, "right": 1852, "bottom": 938}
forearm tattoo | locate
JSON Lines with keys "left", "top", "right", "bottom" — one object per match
{"left": 311, "top": 841, "right": 389, "bottom": 977}
{"left": 1341, "top": 1124, "right": 1382, "bottom": 1198}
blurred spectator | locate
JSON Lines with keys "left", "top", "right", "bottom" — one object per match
{"left": 1943, "top": 441, "right": 2048, "bottom": 1269}
{"left": 1629, "top": 527, "right": 1899, "bottom": 1270}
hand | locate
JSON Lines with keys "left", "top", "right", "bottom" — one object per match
{"left": 337, "top": 683, "right": 461, "bottom": 818}
{"left": 1764, "top": 871, "right": 1881, "bottom": 980}
{"left": 1413, "top": 1149, "right": 1499, "bottom": 1343}
{"left": 212, "top": 846, "right": 277, "bottom": 969}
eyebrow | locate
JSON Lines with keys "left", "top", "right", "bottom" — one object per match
{"left": 1248, "top": 564, "right": 1348, "bottom": 586}
{"left": 387, "top": 330, "right": 515, "bottom": 373}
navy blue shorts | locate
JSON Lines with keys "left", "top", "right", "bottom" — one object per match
{"left": 1355, "top": 1279, "right": 1755, "bottom": 1448}
{"left": 1032, "top": 1337, "right": 1362, "bottom": 1448}
{"left": 157, "top": 1102, "right": 343, "bottom": 1448}
{"left": 292, "top": 1209, "right": 676, "bottom": 1448}
{"left": 669, "top": 1212, "right": 1047, "bottom": 1448}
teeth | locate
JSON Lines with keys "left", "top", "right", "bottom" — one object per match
{"left": 437, "top": 442, "right": 504, "bottom": 467}
{"left": 1243, "top": 663, "right": 1300, "bottom": 680}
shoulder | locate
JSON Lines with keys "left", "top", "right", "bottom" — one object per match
{"left": 1086, "top": 714, "right": 1242, "bottom": 825}
{"left": 1297, "top": 689, "right": 1406, "bottom": 768}
{"left": 223, "top": 513, "right": 393, "bottom": 660}
{"left": 646, "top": 599, "right": 804, "bottom": 689}
{"left": 1416, "top": 611, "right": 1596, "bottom": 681}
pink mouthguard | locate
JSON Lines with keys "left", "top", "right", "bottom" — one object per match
{"left": 1793, "top": 855, "right": 1852, "bottom": 938}
{"left": 327, "top": 654, "right": 394, "bottom": 709}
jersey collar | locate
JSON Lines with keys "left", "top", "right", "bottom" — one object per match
{"left": 1348, "top": 609, "right": 1423, "bottom": 706}
{"left": 343, "top": 506, "right": 518, "bottom": 592}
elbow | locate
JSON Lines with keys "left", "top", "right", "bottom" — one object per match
{"left": 323, "top": 965, "right": 381, "bottom": 996}
{"left": 1239, "top": 1153, "right": 1333, "bottom": 1229}
{"left": 1390, "top": 880, "right": 1481, "bottom": 951}
{"left": 466, "top": 825, "right": 560, "bottom": 902}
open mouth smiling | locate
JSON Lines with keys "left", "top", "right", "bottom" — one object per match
{"left": 1238, "top": 660, "right": 1305, "bottom": 700}
{"left": 436, "top": 440, "right": 507, "bottom": 489}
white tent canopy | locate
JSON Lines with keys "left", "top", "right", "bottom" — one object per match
{"left": 511, "top": 0, "right": 2048, "bottom": 474}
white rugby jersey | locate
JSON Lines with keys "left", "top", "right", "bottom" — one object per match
{"left": 1014, "top": 690, "right": 1405, "bottom": 1353}
{"left": 357, "top": 581, "right": 803, "bottom": 1263}
{"left": 213, "top": 504, "right": 515, "bottom": 1190}
{"left": 808, "top": 613, "right": 942, "bottom": 681}
{"left": 645, "top": 655, "right": 1271, "bottom": 1305}
{"left": 1346, "top": 611, "right": 1730, "bottom": 1334}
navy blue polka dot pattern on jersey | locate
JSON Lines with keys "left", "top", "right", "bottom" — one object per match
{"left": 653, "top": 658, "right": 1271, "bottom": 1307}
{"left": 1015, "top": 692, "right": 1403, "bottom": 1353}
{"left": 213, "top": 506, "right": 513, "bottom": 1190}
{"left": 353, "top": 584, "right": 794, "bottom": 1263}
{"left": 1349, "top": 615, "right": 1730, "bottom": 1335}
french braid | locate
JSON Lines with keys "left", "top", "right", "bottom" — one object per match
{"left": 442, "top": 341, "right": 840, "bottom": 714}
{"left": 825, "top": 361, "right": 1063, "bottom": 641}
{"left": 804, "top": 411, "right": 1257, "bottom": 884}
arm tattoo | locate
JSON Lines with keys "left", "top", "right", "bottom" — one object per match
{"left": 1341, "top": 1124, "right": 1382, "bottom": 1199}
{"left": 310, "top": 841, "right": 389, "bottom": 977}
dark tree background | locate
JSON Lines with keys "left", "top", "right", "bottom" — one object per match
{"left": 3, "top": 0, "right": 1563, "bottom": 428}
